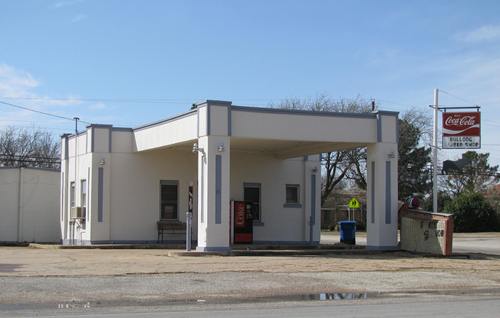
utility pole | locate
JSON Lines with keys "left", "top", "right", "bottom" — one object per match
{"left": 432, "top": 89, "right": 439, "bottom": 213}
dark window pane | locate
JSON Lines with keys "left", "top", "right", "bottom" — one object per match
{"left": 244, "top": 185, "right": 260, "bottom": 221}
{"left": 286, "top": 185, "right": 299, "bottom": 203}
{"left": 161, "top": 184, "right": 178, "bottom": 219}
{"left": 244, "top": 187, "right": 259, "bottom": 203}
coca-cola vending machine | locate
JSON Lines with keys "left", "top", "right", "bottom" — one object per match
{"left": 232, "top": 201, "right": 253, "bottom": 244}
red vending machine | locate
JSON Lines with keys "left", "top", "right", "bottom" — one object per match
{"left": 233, "top": 201, "right": 253, "bottom": 244}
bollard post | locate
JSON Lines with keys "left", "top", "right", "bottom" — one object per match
{"left": 186, "top": 211, "right": 192, "bottom": 251}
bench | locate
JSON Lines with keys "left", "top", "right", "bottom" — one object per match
{"left": 157, "top": 220, "right": 186, "bottom": 243}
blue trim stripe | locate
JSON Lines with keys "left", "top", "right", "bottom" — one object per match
{"left": 196, "top": 246, "right": 230, "bottom": 252}
{"left": 215, "top": 155, "right": 222, "bottom": 224}
{"left": 396, "top": 118, "right": 400, "bottom": 144}
{"left": 376, "top": 114, "right": 382, "bottom": 142}
{"left": 108, "top": 128, "right": 112, "bottom": 153}
{"left": 200, "top": 159, "right": 204, "bottom": 223}
{"left": 91, "top": 127, "right": 95, "bottom": 152}
{"left": 64, "top": 137, "right": 69, "bottom": 159}
{"left": 231, "top": 105, "right": 397, "bottom": 119}
{"left": 98, "top": 167, "right": 104, "bottom": 222}
{"left": 371, "top": 161, "right": 375, "bottom": 224}
{"left": 310, "top": 173, "right": 316, "bottom": 242}
{"left": 227, "top": 106, "right": 232, "bottom": 136}
{"left": 385, "top": 161, "right": 391, "bottom": 224}
{"left": 207, "top": 104, "right": 211, "bottom": 136}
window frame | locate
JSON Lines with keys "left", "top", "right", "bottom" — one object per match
{"left": 70, "top": 181, "right": 76, "bottom": 208}
{"left": 160, "top": 180, "right": 179, "bottom": 220}
{"left": 80, "top": 179, "right": 87, "bottom": 228}
{"left": 284, "top": 184, "right": 302, "bottom": 208}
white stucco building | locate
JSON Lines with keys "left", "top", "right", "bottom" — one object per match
{"left": 0, "top": 167, "right": 61, "bottom": 243}
{"left": 60, "top": 100, "right": 399, "bottom": 251}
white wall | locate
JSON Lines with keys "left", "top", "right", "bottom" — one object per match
{"left": 108, "top": 149, "right": 197, "bottom": 241}
{"left": 134, "top": 112, "right": 198, "bottom": 152}
{"left": 0, "top": 169, "right": 19, "bottom": 241}
{"left": 0, "top": 168, "right": 61, "bottom": 243}
{"left": 64, "top": 130, "right": 94, "bottom": 243}
{"left": 231, "top": 110, "right": 377, "bottom": 143}
{"left": 63, "top": 137, "right": 320, "bottom": 244}
{"left": 230, "top": 152, "right": 320, "bottom": 243}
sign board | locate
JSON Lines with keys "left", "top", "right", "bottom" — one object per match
{"left": 348, "top": 197, "right": 361, "bottom": 209}
{"left": 442, "top": 112, "right": 481, "bottom": 149}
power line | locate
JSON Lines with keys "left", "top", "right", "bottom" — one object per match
{"left": 1, "top": 96, "right": 286, "bottom": 104}
{"left": 439, "top": 89, "right": 476, "bottom": 105}
{"left": 0, "top": 100, "right": 91, "bottom": 125}
{"left": 1, "top": 96, "right": 190, "bottom": 104}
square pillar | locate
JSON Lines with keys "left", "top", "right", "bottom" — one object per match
{"left": 196, "top": 135, "right": 231, "bottom": 252}
{"left": 366, "top": 142, "right": 398, "bottom": 249}
{"left": 303, "top": 155, "right": 321, "bottom": 244}
{"left": 195, "top": 100, "right": 232, "bottom": 252}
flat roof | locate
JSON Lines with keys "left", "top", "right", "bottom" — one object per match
{"left": 133, "top": 101, "right": 399, "bottom": 132}
{"left": 63, "top": 100, "right": 399, "bottom": 136}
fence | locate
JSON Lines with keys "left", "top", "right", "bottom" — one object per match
{"left": 321, "top": 205, "right": 367, "bottom": 230}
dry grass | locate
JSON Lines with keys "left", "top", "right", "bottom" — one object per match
{"left": 0, "top": 247, "right": 499, "bottom": 277}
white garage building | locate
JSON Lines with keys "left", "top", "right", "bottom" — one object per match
{"left": 0, "top": 167, "right": 61, "bottom": 243}
{"left": 60, "top": 100, "right": 399, "bottom": 251}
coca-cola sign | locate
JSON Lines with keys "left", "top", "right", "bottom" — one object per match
{"left": 442, "top": 112, "right": 481, "bottom": 149}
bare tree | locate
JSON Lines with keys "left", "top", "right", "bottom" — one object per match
{"left": 0, "top": 127, "right": 60, "bottom": 169}
{"left": 273, "top": 95, "right": 372, "bottom": 205}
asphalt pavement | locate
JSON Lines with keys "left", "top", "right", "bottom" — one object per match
{"left": 2, "top": 296, "right": 500, "bottom": 318}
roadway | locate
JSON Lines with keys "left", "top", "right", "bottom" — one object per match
{"left": 3, "top": 296, "right": 500, "bottom": 318}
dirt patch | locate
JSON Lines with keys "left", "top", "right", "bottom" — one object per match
{"left": 0, "top": 247, "right": 499, "bottom": 277}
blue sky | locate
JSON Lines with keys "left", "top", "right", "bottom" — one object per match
{"left": 1, "top": 0, "right": 500, "bottom": 164}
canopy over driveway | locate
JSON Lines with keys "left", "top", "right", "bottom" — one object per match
{"left": 132, "top": 100, "right": 399, "bottom": 252}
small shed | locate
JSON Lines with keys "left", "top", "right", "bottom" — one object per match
{"left": 0, "top": 167, "right": 61, "bottom": 243}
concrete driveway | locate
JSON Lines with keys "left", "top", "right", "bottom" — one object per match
{"left": 321, "top": 231, "right": 500, "bottom": 255}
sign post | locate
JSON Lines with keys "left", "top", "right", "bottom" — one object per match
{"left": 347, "top": 197, "right": 361, "bottom": 221}
{"left": 430, "top": 88, "right": 481, "bottom": 213}
{"left": 432, "top": 89, "right": 439, "bottom": 213}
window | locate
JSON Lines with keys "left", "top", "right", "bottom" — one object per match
{"left": 244, "top": 183, "right": 261, "bottom": 222}
{"left": 70, "top": 182, "right": 76, "bottom": 208}
{"left": 80, "top": 179, "right": 87, "bottom": 228}
{"left": 284, "top": 184, "right": 301, "bottom": 207}
{"left": 160, "top": 181, "right": 178, "bottom": 220}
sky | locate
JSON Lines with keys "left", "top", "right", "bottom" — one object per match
{"left": 0, "top": 0, "right": 499, "bottom": 165}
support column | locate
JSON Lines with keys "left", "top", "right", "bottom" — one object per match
{"left": 366, "top": 111, "right": 399, "bottom": 249}
{"left": 366, "top": 142, "right": 398, "bottom": 249}
{"left": 303, "top": 155, "right": 321, "bottom": 244}
{"left": 196, "top": 135, "right": 231, "bottom": 252}
{"left": 88, "top": 125, "right": 113, "bottom": 243}
{"left": 60, "top": 134, "right": 70, "bottom": 243}
{"left": 195, "top": 100, "right": 232, "bottom": 252}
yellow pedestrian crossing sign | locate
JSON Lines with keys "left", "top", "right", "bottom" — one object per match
{"left": 348, "top": 197, "right": 361, "bottom": 209}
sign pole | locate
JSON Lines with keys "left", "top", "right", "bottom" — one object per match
{"left": 432, "top": 89, "right": 439, "bottom": 213}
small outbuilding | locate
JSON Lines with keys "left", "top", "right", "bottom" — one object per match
{"left": 0, "top": 167, "right": 61, "bottom": 243}
{"left": 60, "top": 100, "right": 399, "bottom": 251}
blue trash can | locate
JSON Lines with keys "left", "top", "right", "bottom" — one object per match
{"left": 339, "top": 221, "right": 356, "bottom": 245}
